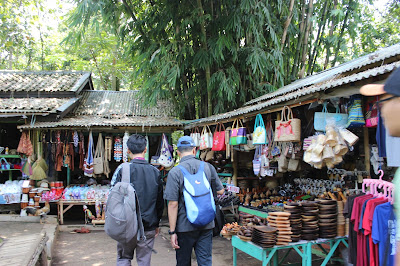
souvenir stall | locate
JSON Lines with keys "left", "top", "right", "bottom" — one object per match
{"left": 16, "top": 90, "right": 182, "bottom": 224}
{"left": 186, "top": 45, "right": 400, "bottom": 265}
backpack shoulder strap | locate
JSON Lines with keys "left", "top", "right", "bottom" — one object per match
{"left": 177, "top": 161, "right": 205, "bottom": 177}
{"left": 121, "top": 163, "right": 131, "bottom": 183}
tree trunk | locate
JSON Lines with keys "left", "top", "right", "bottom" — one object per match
{"left": 298, "top": 0, "right": 314, "bottom": 79}
{"left": 89, "top": 49, "right": 108, "bottom": 90}
{"left": 324, "top": 0, "right": 338, "bottom": 70}
{"left": 307, "top": 0, "right": 329, "bottom": 75}
{"left": 111, "top": 45, "right": 118, "bottom": 91}
{"left": 197, "top": 0, "right": 212, "bottom": 116}
{"left": 290, "top": 0, "right": 306, "bottom": 81}
{"left": 8, "top": 47, "right": 13, "bottom": 70}
{"left": 332, "top": 0, "right": 354, "bottom": 67}
{"left": 280, "top": 0, "right": 295, "bottom": 52}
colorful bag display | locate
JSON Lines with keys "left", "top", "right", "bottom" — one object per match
{"left": 346, "top": 95, "right": 365, "bottom": 128}
{"left": 365, "top": 100, "right": 378, "bottom": 128}
{"left": 158, "top": 134, "right": 174, "bottom": 168}
{"left": 190, "top": 127, "right": 201, "bottom": 147}
{"left": 253, "top": 114, "right": 267, "bottom": 145}
{"left": 93, "top": 133, "right": 104, "bottom": 175}
{"left": 230, "top": 119, "right": 247, "bottom": 145}
{"left": 314, "top": 103, "right": 348, "bottom": 131}
{"left": 252, "top": 146, "right": 261, "bottom": 176}
{"left": 83, "top": 132, "right": 94, "bottom": 177}
{"left": 212, "top": 123, "right": 226, "bottom": 151}
{"left": 200, "top": 126, "right": 213, "bottom": 150}
{"left": 274, "top": 106, "right": 301, "bottom": 142}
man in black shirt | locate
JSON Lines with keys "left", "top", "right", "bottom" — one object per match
{"left": 110, "top": 134, "right": 164, "bottom": 266}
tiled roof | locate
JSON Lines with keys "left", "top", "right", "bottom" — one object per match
{"left": 0, "top": 71, "right": 91, "bottom": 93}
{"left": 0, "top": 97, "right": 76, "bottom": 114}
{"left": 186, "top": 60, "right": 400, "bottom": 128}
{"left": 73, "top": 90, "right": 175, "bottom": 118}
{"left": 18, "top": 115, "right": 183, "bottom": 129}
{"left": 245, "top": 43, "right": 400, "bottom": 106}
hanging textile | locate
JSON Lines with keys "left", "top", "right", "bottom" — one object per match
{"left": 83, "top": 131, "right": 94, "bottom": 177}
{"left": 123, "top": 131, "right": 130, "bottom": 162}
{"left": 145, "top": 136, "right": 149, "bottom": 162}
{"left": 17, "top": 131, "right": 33, "bottom": 156}
{"left": 105, "top": 136, "right": 112, "bottom": 162}
{"left": 79, "top": 132, "right": 85, "bottom": 170}
{"left": 55, "top": 131, "right": 63, "bottom": 172}
{"left": 114, "top": 136, "right": 122, "bottom": 162}
{"left": 93, "top": 133, "right": 105, "bottom": 175}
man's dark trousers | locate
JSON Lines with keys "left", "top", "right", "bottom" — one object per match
{"left": 176, "top": 229, "right": 213, "bottom": 266}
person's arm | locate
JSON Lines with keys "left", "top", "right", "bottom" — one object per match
{"left": 155, "top": 173, "right": 164, "bottom": 234}
{"left": 207, "top": 163, "right": 225, "bottom": 195}
{"left": 164, "top": 168, "right": 181, "bottom": 249}
{"left": 168, "top": 201, "right": 180, "bottom": 249}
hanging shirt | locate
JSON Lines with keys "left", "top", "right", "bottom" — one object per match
{"left": 351, "top": 194, "right": 373, "bottom": 266}
{"left": 372, "top": 202, "right": 397, "bottom": 266}
{"left": 376, "top": 111, "right": 386, "bottom": 157}
{"left": 394, "top": 169, "right": 400, "bottom": 243}
{"left": 385, "top": 130, "right": 400, "bottom": 167}
{"left": 362, "top": 198, "right": 388, "bottom": 266}
{"left": 344, "top": 194, "right": 365, "bottom": 265}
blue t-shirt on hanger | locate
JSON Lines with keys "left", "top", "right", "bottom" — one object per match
{"left": 372, "top": 202, "right": 397, "bottom": 266}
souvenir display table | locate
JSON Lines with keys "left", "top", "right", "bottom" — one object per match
{"left": 232, "top": 235, "right": 348, "bottom": 266}
{"left": 58, "top": 199, "right": 105, "bottom": 225}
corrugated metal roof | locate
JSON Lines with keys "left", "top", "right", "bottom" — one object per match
{"left": 18, "top": 115, "right": 183, "bottom": 129}
{"left": 0, "top": 97, "right": 73, "bottom": 114}
{"left": 73, "top": 90, "right": 175, "bottom": 118}
{"left": 245, "top": 43, "right": 400, "bottom": 106}
{"left": 0, "top": 71, "right": 91, "bottom": 93}
{"left": 187, "top": 60, "right": 400, "bottom": 128}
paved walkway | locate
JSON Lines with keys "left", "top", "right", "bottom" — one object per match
{"left": 0, "top": 222, "right": 47, "bottom": 265}
{"left": 52, "top": 227, "right": 264, "bottom": 266}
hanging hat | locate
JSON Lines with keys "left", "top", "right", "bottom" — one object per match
{"left": 30, "top": 164, "right": 47, "bottom": 181}
{"left": 40, "top": 182, "right": 50, "bottom": 191}
{"left": 32, "top": 157, "right": 48, "bottom": 172}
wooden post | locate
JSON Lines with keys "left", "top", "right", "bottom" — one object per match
{"left": 232, "top": 149, "right": 238, "bottom": 186}
{"left": 363, "top": 127, "right": 370, "bottom": 175}
{"left": 67, "top": 167, "right": 71, "bottom": 187}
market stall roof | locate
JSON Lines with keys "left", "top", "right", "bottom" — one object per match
{"left": 245, "top": 43, "right": 400, "bottom": 106}
{"left": 0, "top": 97, "right": 79, "bottom": 116}
{"left": 0, "top": 70, "right": 92, "bottom": 95}
{"left": 186, "top": 43, "right": 400, "bottom": 128}
{"left": 18, "top": 90, "right": 183, "bottom": 129}
{"left": 0, "top": 70, "right": 93, "bottom": 117}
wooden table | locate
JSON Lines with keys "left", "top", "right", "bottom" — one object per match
{"left": 232, "top": 236, "right": 348, "bottom": 266}
{"left": 57, "top": 200, "right": 105, "bottom": 225}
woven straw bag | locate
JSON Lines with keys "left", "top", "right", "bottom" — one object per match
{"left": 274, "top": 106, "right": 301, "bottom": 142}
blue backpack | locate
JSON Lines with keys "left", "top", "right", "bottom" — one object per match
{"left": 177, "top": 162, "right": 216, "bottom": 227}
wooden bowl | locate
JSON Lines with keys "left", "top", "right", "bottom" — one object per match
{"left": 22, "top": 187, "right": 31, "bottom": 194}
{"left": 20, "top": 202, "right": 28, "bottom": 209}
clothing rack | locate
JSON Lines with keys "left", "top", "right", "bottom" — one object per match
{"left": 362, "top": 169, "right": 394, "bottom": 204}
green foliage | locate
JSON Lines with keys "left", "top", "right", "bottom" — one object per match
{"left": 2, "top": 0, "right": 400, "bottom": 120}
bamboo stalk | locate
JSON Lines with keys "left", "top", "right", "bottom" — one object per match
{"left": 298, "top": 0, "right": 314, "bottom": 79}
{"left": 324, "top": 0, "right": 338, "bottom": 70}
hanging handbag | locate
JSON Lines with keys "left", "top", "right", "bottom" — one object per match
{"left": 212, "top": 123, "right": 226, "bottom": 151}
{"left": 346, "top": 95, "right": 365, "bottom": 128}
{"left": 287, "top": 158, "right": 300, "bottom": 172}
{"left": 158, "top": 134, "right": 174, "bottom": 168}
{"left": 84, "top": 132, "right": 94, "bottom": 177}
{"left": 252, "top": 146, "right": 261, "bottom": 176}
{"left": 253, "top": 114, "right": 267, "bottom": 144}
{"left": 278, "top": 153, "right": 288, "bottom": 173}
{"left": 314, "top": 103, "right": 348, "bottom": 131}
{"left": 365, "top": 100, "right": 378, "bottom": 128}
{"left": 200, "top": 126, "right": 213, "bottom": 150}
{"left": 93, "top": 133, "right": 104, "bottom": 175}
{"left": 230, "top": 119, "right": 247, "bottom": 145}
{"left": 274, "top": 106, "right": 301, "bottom": 142}
{"left": 190, "top": 127, "right": 201, "bottom": 147}
{"left": 243, "top": 125, "right": 255, "bottom": 151}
